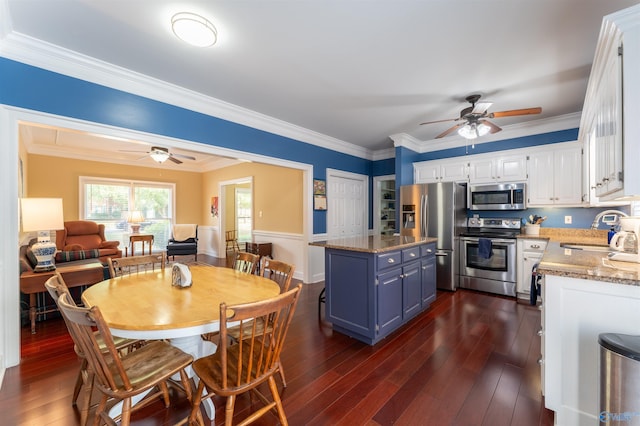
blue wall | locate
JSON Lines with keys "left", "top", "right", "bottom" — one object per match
{"left": 0, "top": 57, "right": 375, "bottom": 234}
{"left": 2, "top": 57, "right": 622, "bottom": 235}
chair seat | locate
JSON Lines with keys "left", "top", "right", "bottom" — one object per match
{"left": 106, "top": 341, "right": 193, "bottom": 393}
{"left": 192, "top": 340, "right": 275, "bottom": 397}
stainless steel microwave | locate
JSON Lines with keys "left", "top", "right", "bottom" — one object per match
{"left": 468, "top": 183, "right": 526, "bottom": 210}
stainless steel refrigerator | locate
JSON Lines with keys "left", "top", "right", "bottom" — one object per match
{"left": 399, "top": 182, "right": 467, "bottom": 291}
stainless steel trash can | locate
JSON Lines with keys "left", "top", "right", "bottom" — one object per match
{"left": 599, "top": 333, "right": 640, "bottom": 425}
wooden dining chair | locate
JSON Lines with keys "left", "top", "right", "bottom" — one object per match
{"left": 44, "top": 274, "right": 143, "bottom": 426}
{"left": 225, "top": 229, "right": 240, "bottom": 252}
{"left": 259, "top": 257, "right": 295, "bottom": 293}
{"left": 108, "top": 252, "right": 166, "bottom": 278}
{"left": 232, "top": 251, "right": 260, "bottom": 274}
{"left": 224, "top": 257, "right": 296, "bottom": 386}
{"left": 187, "top": 285, "right": 302, "bottom": 426}
{"left": 57, "top": 291, "right": 199, "bottom": 426}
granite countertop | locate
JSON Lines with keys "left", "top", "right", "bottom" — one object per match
{"left": 309, "top": 235, "right": 437, "bottom": 253}
{"left": 537, "top": 242, "right": 640, "bottom": 286}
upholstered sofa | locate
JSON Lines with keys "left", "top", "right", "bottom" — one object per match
{"left": 55, "top": 220, "right": 122, "bottom": 263}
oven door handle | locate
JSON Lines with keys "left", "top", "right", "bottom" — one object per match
{"left": 462, "top": 237, "right": 516, "bottom": 245}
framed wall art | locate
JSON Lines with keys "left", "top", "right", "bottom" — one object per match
{"left": 313, "top": 179, "right": 326, "bottom": 210}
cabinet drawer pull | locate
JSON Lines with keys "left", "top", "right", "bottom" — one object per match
{"left": 537, "top": 328, "right": 543, "bottom": 336}
{"left": 387, "top": 258, "right": 395, "bottom": 264}
{"left": 537, "top": 357, "right": 544, "bottom": 365}
{"left": 531, "top": 244, "right": 540, "bottom": 249}
{"left": 427, "top": 249, "right": 433, "bottom": 253}
{"left": 409, "top": 253, "right": 416, "bottom": 257}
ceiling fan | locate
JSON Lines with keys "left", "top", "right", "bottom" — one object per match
{"left": 420, "top": 94, "right": 542, "bottom": 140}
{"left": 120, "top": 146, "right": 196, "bottom": 164}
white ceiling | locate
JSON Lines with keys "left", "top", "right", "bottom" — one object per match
{"left": 4, "top": 0, "right": 640, "bottom": 166}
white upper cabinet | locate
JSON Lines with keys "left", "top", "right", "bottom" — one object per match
{"left": 528, "top": 142, "right": 583, "bottom": 206}
{"left": 579, "top": 5, "right": 640, "bottom": 202}
{"left": 468, "top": 153, "right": 527, "bottom": 184}
{"left": 414, "top": 158, "right": 468, "bottom": 183}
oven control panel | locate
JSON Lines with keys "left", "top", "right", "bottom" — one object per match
{"left": 467, "top": 217, "right": 522, "bottom": 230}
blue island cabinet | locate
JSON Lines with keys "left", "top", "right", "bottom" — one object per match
{"left": 325, "top": 242, "right": 436, "bottom": 345}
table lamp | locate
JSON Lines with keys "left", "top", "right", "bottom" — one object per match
{"left": 20, "top": 198, "right": 64, "bottom": 272}
{"left": 127, "top": 211, "right": 145, "bottom": 234}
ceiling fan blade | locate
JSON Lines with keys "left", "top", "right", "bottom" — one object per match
{"left": 171, "top": 153, "right": 196, "bottom": 161}
{"left": 479, "top": 119, "right": 502, "bottom": 134}
{"left": 490, "top": 107, "right": 542, "bottom": 118}
{"left": 168, "top": 156, "right": 183, "bottom": 164}
{"left": 436, "top": 123, "right": 464, "bottom": 139}
{"left": 420, "top": 117, "right": 458, "bottom": 126}
{"left": 471, "top": 101, "right": 492, "bottom": 115}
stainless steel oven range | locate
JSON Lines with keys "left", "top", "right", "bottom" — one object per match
{"left": 458, "top": 217, "right": 521, "bottom": 297}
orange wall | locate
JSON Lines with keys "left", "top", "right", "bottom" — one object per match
{"left": 26, "top": 155, "right": 303, "bottom": 234}
{"left": 203, "top": 162, "right": 303, "bottom": 234}
{"left": 26, "top": 154, "right": 203, "bottom": 224}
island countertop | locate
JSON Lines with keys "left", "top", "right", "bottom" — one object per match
{"left": 309, "top": 235, "right": 437, "bottom": 253}
{"left": 537, "top": 242, "right": 640, "bottom": 286}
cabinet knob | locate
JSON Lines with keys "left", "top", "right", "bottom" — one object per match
{"left": 537, "top": 357, "right": 544, "bottom": 365}
{"left": 399, "top": 273, "right": 405, "bottom": 278}
{"left": 410, "top": 253, "right": 416, "bottom": 257}
{"left": 427, "top": 249, "right": 432, "bottom": 253}
{"left": 387, "top": 258, "right": 395, "bottom": 264}
{"left": 537, "top": 328, "right": 543, "bottom": 336}
{"left": 422, "top": 266, "right": 427, "bottom": 270}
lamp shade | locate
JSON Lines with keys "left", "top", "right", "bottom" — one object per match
{"left": 20, "top": 198, "right": 64, "bottom": 232}
{"left": 127, "top": 211, "right": 145, "bottom": 223}
{"left": 20, "top": 198, "right": 64, "bottom": 272}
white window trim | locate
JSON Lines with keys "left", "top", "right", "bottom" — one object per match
{"left": 79, "top": 176, "right": 176, "bottom": 220}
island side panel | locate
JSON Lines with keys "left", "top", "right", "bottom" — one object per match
{"left": 325, "top": 248, "right": 376, "bottom": 342}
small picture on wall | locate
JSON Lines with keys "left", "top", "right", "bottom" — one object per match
{"left": 211, "top": 196, "right": 218, "bottom": 217}
{"left": 313, "top": 179, "right": 326, "bottom": 195}
{"left": 314, "top": 195, "right": 327, "bottom": 211}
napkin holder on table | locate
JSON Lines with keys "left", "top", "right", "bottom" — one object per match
{"left": 172, "top": 263, "right": 192, "bottom": 288}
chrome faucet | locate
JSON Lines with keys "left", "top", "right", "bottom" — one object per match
{"left": 590, "top": 210, "right": 628, "bottom": 230}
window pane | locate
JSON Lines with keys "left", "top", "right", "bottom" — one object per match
{"left": 82, "top": 178, "right": 174, "bottom": 253}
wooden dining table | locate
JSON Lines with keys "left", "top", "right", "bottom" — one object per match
{"left": 82, "top": 264, "right": 281, "bottom": 420}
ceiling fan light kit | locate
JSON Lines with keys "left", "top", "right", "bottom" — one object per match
{"left": 420, "top": 94, "right": 541, "bottom": 140}
{"left": 458, "top": 122, "right": 491, "bottom": 140}
{"left": 150, "top": 147, "right": 170, "bottom": 163}
{"left": 171, "top": 12, "right": 217, "bottom": 47}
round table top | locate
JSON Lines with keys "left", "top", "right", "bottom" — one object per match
{"left": 81, "top": 264, "right": 281, "bottom": 339}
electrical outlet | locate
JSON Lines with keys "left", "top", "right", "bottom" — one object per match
{"left": 565, "top": 215, "right": 572, "bottom": 224}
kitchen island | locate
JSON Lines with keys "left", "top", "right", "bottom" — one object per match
{"left": 310, "top": 235, "right": 437, "bottom": 345}
{"left": 537, "top": 242, "right": 640, "bottom": 426}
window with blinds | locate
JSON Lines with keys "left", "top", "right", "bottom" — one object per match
{"left": 80, "top": 177, "right": 175, "bottom": 251}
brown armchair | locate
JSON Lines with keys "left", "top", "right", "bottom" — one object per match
{"left": 56, "top": 220, "right": 122, "bottom": 263}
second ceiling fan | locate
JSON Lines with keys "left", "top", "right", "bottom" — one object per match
{"left": 420, "top": 94, "right": 542, "bottom": 139}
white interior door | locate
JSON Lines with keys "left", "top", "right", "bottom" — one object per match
{"left": 327, "top": 169, "right": 368, "bottom": 238}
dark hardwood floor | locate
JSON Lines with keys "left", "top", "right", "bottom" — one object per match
{"left": 2, "top": 255, "right": 554, "bottom": 425}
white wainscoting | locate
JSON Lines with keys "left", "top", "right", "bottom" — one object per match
{"left": 308, "top": 233, "right": 328, "bottom": 283}
{"left": 197, "top": 226, "right": 311, "bottom": 283}
{"left": 252, "top": 230, "right": 307, "bottom": 282}
{"left": 197, "top": 225, "right": 220, "bottom": 257}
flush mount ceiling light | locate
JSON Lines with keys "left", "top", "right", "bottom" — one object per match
{"left": 171, "top": 12, "right": 217, "bottom": 47}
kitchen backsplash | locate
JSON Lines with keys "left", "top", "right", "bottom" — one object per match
{"left": 468, "top": 206, "right": 632, "bottom": 229}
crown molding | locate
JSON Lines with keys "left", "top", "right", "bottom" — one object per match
{"left": 0, "top": 29, "right": 376, "bottom": 161}
{"left": 392, "top": 112, "right": 581, "bottom": 154}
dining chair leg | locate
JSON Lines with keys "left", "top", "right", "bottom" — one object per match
{"left": 277, "top": 361, "right": 287, "bottom": 387}
{"left": 268, "top": 375, "right": 288, "bottom": 426}
{"left": 187, "top": 380, "right": 205, "bottom": 426}
{"left": 121, "top": 397, "right": 132, "bottom": 426}
{"left": 225, "top": 395, "right": 237, "bottom": 426}
{"left": 71, "top": 359, "right": 86, "bottom": 405}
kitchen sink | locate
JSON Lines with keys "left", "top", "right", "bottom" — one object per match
{"left": 559, "top": 243, "right": 612, "bottom": 252}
